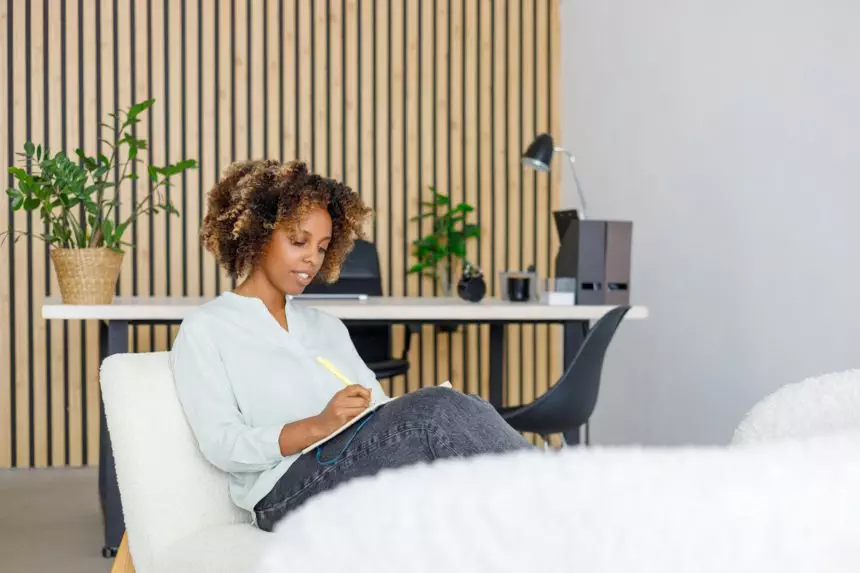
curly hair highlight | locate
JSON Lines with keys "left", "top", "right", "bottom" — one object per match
{"left": 200, "top": 159, "right": 371, "bottom": 282}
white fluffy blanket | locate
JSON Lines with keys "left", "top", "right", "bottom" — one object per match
{"left": 256, "top": 431, "right": 860, "bottom": 573}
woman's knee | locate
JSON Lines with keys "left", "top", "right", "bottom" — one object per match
{"left": 398, "top": 387, "right": 493, "bottom": 423}
{"left": 408, "top": 386, "right": 469, "bottom": 409}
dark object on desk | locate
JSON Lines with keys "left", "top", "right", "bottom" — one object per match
{"left": 457, "top": 264, "right": 487, "bottom": 303}
{"left": 499, "top": 269, "right": 539, "bottom": 302}
{"left": 304, "top": 239, "right": 417, "bottom": 380}
{"left": 507, "top": 275, "right": 531, "bottom": 302}
{"left": 496, "top": 305, "right": 631, "bottom": 446}
{"left": 554, "top": 210, "right": 632, "bottom": 305}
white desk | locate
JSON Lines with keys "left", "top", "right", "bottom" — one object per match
{"left": 42, "top": 295, "right": 647, "bottom": 555}
{"left": 42, "top": 295, "right": 647, "bottom": 409}
{"left": 42, "top": 295, "right": 649, "bottom": 321}
{"left": 42, "top": 295, "right": 647, "bottom": 407}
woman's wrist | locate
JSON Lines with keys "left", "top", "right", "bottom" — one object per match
{"left": 308, "top": 414, "right": 334, "bottom": 440}
{"left": 277, "top": 415, "right": 333, "bottom": 456}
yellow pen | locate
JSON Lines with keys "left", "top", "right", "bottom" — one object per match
{"left": 316, "top": 356, "right": 354, "bottom": 387}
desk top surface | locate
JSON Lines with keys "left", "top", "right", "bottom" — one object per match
{"left": 41, "top": 296, "right": 649, "bottom": 322}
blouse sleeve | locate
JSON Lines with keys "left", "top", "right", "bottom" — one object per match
{"left": 328, "top": 315, "right": 390, "bottom": 404}
{"left": 169, "top": 320, "right": 285, "bottom": 473}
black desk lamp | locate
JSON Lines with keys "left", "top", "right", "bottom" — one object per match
{"left": 522, "top": 132, "right": 588, "bottom": 220}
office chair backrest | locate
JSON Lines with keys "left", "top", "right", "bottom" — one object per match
{"left": 549, "top": 305, "right": 631, "bottom": 428}
{"left": 303, "top": 239, "right": 390, "bottom": 363}
{"left": 511, "top": 306, "right": 631, "bottom": 435}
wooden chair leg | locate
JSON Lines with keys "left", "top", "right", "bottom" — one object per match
{"left": 110, "top": 532, "right": 136, "bottom": 573}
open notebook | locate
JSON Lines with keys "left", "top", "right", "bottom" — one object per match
{"left": 302, "top": 381, "right": 453, "bottom": 454}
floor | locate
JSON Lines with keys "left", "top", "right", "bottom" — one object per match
{"left": 0, "top": 468, "right": 111, "bottom": 573}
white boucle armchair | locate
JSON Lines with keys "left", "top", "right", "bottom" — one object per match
{"left": 101, "top": 351, "right": 860, "bottom": 573}
{"left": 101, "top": 351, "right": 270, "bottom": 573}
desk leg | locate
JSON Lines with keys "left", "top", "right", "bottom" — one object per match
{"left": 98, "top": 320, "right": 128, "bottom": 557}
{"left": 562, "top": 321, "right": 588, "bottom": 446}
{"left": 489, "top": 324, "right": 505, "bottom": 408}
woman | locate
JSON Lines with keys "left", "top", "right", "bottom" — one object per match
{"left": 170, "top": 159, "right": 532, "bottom": 532}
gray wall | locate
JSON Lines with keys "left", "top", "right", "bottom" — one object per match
{"left": 559, "top": 0, "right": 860, "bottom": 444}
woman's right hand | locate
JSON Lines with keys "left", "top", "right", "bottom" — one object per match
{"left": 315, "top": 385, "right": 372, "bottom": 435}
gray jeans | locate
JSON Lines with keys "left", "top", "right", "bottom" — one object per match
{"left": 253, "top": 387, "right": 533, "bottom": 531}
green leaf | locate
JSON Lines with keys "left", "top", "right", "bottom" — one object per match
{"left": 24, "top": 141, "right": 35, "bottom": 157}
{"left": 36, "top": 144, "right": 42, "bottom": 160}
{"left": 102, "top": 219, "right": 114, "bottom": 241}
{"left": 451, "top": 202, "right": 474, "bottom": 214}
{"left": 33, "top": 184, "right": 50, "bottom": 201}
{"left": 85, "top": 202, "right": 100, "bottom": 215}
{"left": 128, "top": 172, "right": 139, "bottom": 181}
{"left": 433, "top": 217, "right": 455, "bottom": 234}
{"left": 413, "top": 235, "right": 439, "bottom": 250}
{"left": 126, "top": 99, "right": 155, "bottom": 120}
{"left": 98, "top": 153, "right": 110, "bottom": 166}
{"left": 11, "top": 195, "right": 23, "bottom": 210}
{"left": 463, "top": 223, "right": 481, "bottom": 238}
{"left": 8, "top": 166, "right": 29, "bottom": 180}
{"left": 148, "top": 165, "right": 160, "bottom": 181}
{"left": 158, "top": 159, "right": 197, "bottom": 177}
{"left": 23, "top": 197, "right": 41, "bottom": 210}
{"left": 75, "top": 148, "right": 98, "bottom": 171}
{"left": 114, "top": 220, "right": 130, "bottom": 242}
{"left": 93, "top": 165, "right": 111, "bottom": 179}
{"left": 86, "top": 181, "right": 115, "bottom": 196}
{"left": 407, "top": 263, "right": 427, "bottom": 274}
{"left": 448, "top": 231, "right": 466, "bottom": 258}
{"left": 175, "top": 158, "right": 198, "bottom": 171}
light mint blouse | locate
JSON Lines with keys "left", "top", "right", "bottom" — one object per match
{"left": 168, "top": 292, "right": 388, "bottom": 513}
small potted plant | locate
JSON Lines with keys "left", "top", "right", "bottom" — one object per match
{"left": 2, "top": 99, "right": 197, "bottom": 304}
{"left": 407, "top": 186, "right": 481, "bottom": 296}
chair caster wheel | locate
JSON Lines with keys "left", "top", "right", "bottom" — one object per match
{"left": 102, "top": 546, "right": 118, "bottom": 559}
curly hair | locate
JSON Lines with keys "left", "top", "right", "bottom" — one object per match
{"left": 200, "top": 159, "right": 371, "bottom": 282}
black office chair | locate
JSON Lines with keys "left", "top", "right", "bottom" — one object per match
{"left": 303, "top": 239, "right": 417, "bottom": 381}
{"left": 497, "top": 305, "right": 632, "bottom": 446}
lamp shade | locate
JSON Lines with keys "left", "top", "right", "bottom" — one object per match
{"left": 521, "top": 133, "right": 554, "bottom": 171}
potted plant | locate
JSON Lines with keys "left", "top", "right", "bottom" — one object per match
{"left": 2, "top": 99, "right": 197, "bottom": 304}
{"left": 407, "top": 186, "right": 481, "bottom": 296}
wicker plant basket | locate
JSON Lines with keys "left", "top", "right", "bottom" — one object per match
{"left": 50, "top": 248, "right": 124, "bottom": 304}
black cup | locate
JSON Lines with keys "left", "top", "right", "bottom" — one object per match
{"left": 508, "top": 276, "right": 531, "bottom": 302}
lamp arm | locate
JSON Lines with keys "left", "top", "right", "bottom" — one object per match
{"left": 553, "top": 146, "right": 588, "bottom": 220}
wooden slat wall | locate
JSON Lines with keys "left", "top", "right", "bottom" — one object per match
{"left": 0, "top": 0, "right": 561, "bottom": 468}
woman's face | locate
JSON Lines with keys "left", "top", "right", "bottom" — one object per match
{"left": 261, "top": 206, "right": 332, "bottom": 295}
